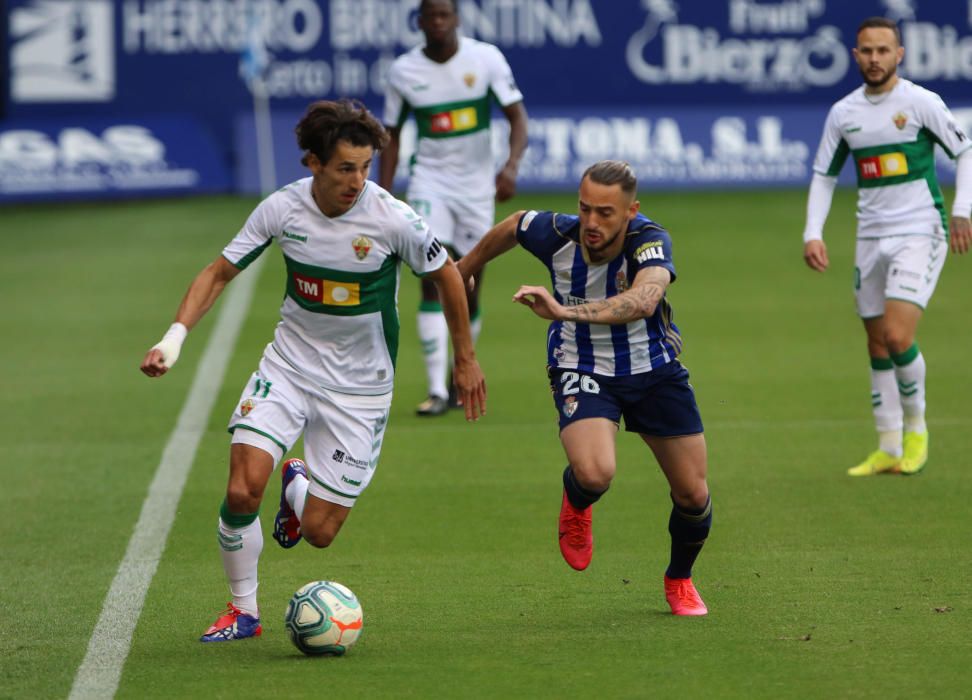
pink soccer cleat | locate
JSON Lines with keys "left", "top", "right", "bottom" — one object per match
{"left": 664, "top": 575, "right": 708, "bottom": 616}
{"left": 558, "top": 491, "right": 593, "bottom": 571}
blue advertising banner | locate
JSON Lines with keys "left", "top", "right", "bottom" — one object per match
{"left": 6, "top": 0, "right": 972, "bottom": 200}
{"left": 7, "top": 2, "right": 972, "bottom": 139}
{"left": 236, "top": 103, "right": 972, "bottom": 194}
{"left": 0, "top": 115, "right": 231, "bottom": 202}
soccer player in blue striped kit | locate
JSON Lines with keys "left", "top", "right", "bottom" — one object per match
{"left": 458, "top": 160, "right": 712, "bottom": 615}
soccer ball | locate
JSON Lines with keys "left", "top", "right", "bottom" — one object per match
{"left": 284, "top": 581, "right": 363, "bottom": 656}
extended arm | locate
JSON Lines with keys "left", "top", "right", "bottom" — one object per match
{"left": 424, "top": 258, "right": 487, "bottom": 421}
{"left": 495, "top": 102, "right": 529, "bottom": 202}
{"left": 513, "top": 265, "right": 671, "bottom": 325}
{"left": 140, "top": 255, "right": 241, "bottom": 377}
{"left": 377, "top": 125, "right": 402, "bottom": 192}
{"left": 802, "top": 172, "right": 837, "bottom": 272}
{"left": 950, "top": 149, "right": 972, "bottom": 254}
{"left": 456, "top": 210, "right": 523, "bottom": 283}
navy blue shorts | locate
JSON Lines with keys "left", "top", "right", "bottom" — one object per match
{"left": 548, "top": 361, "right": 704, "bottom": 437}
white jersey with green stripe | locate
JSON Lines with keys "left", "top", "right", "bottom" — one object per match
{"left": 383, "top": 36, "right": 523, "bottom": 197}
{"left": 221, "top": 177, "right": 448, "bottom": 396}
{"left": 812, "top": 78, "right": 971, "bottom": 238}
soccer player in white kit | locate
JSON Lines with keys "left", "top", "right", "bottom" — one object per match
{"left": 379, "top": 0, "right": 528, "bottom": 416}
{"left": 141, "top": 100, "right": 486, "bottom": 641}
{"left": 802, "top": 17, "right": 972, "bottom": 476}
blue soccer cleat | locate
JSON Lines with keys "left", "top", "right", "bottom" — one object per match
{"left": 199, "top": 602, "right": 262, "bottom": 642}
{"left": 273, "top": 458, "right": 307, "bottom": 548}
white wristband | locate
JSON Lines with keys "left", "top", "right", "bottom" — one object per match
{"left": 151, "top": 322, "right": 188, "bottom": 369}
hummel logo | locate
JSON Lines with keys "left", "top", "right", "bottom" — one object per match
{"left": 845, "top": 126, "right": 863, "bottom": 133}
{"left": 412, "top": 83, "right": 430, "bottom": 91}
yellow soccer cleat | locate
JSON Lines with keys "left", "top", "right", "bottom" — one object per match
{"left": 899, "top": 431, "right": 929, "bottom": 475}
{"left": 847, "top": 449, "right": 901, "bottom": 476}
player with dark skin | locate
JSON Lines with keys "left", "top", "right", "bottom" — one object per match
{"left": 378, "top": 0, "right": 528, "bottom": 405}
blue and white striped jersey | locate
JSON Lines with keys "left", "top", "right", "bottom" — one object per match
{"left": 516, "top": 210, "right": 683, "bottom": 377}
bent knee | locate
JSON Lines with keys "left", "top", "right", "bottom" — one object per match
{"left": 302, "top": 526, "right": 338, "bottom": 549}
{"left": 672, "top": 484, "right": 709, "bottom": 510}
{"left": 572, "top": 463, "right": 615, "bottom": 493}
{"left": 225, "top": 484, "right": 263, "bottom": 514}
{"left": 884, "top": 333, "right": 914, "bottom": 356}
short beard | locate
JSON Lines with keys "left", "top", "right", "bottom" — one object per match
{"left": 583, "top": 226, "right": 623, "bottom": 260}
{"left": 860, "top": 65, "right": 896, "bottom": 88}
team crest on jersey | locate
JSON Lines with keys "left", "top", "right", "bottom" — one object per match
{"left": 240, "top": 399, "right": 254, "bottom": 417}
{"left": 893, "top": 112, "right": 908, "bottom": 130}
{"left": 554, "top": 346, "right": 566, "bottom": 362}
{"left": 463, "top": 73, "right": 476, "bottom": 87}
{"left": 352, "top": 235, "right": 372, "bottom": 260}
{"left": 563, "top": 396, "right": 578, "bottom": 418}
{"left": 616, "top": 270, "right": 629, "bottom": 292}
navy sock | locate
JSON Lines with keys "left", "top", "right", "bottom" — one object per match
{"left": 666, "top": 495, "right": 712, "bottom": 579}
{"left": 563, "top": 466, "right": 606, "bottom": 510}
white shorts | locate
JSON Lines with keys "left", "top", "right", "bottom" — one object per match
{"left": 227, "top": 348, "right": 391, "bottom": 507}
{"left": 854, "top": 235, "right": 947, "bottom": 318}
{"left": 406, "top": 189, "right": 494, "bottom": 257}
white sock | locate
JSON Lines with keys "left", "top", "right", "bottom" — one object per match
{"left": 217, "top": 516, "right": 263, "bottom": 617}
{"left": 286, "top": 472, "right": 309, "bottom": 521}
{"left": 893, "top": 348, "right": 927, "bottom": 434}
{"left": 418, "top": 310, "right": 448, "bottom": 399}
{"left": 871, "top": 363, "right": 903, "bottom": 456}
{"left": 878, "top": 429, "right": 903, "bottom": 457}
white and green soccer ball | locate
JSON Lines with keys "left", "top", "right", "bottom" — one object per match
{"left": 284, "top": 581, "right": 363, "bottom": 656}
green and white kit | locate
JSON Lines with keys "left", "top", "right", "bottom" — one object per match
{"left": 222, "top": 178, "right": 448, "bottom": 503}
{"left": 808, "top": 78, "right": 972, "bottom": 314}
{"left": 383, "top": 36, "right": 523, "bottom": 253}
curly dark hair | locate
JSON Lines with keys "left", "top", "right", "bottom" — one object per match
{"left": 295, "top": 99, "right": 389, "bottom": 167}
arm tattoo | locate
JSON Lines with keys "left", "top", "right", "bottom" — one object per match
{"left": 563, "top": 278, "right": 668, "bottom": 324}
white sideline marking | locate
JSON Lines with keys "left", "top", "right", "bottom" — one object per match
{"left": 69, "top": 257, "right": 265, "bottom": 700}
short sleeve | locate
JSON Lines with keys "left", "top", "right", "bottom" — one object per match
{"left": 485, "top": 45, "right": 523, "bottom": 107}
{"left": 222, "top": 195, "right": 278, "bottom": 270}
{"left": 915, "top": 89, "right": 972, "bottom": 160}
{"left": 628, "top": 226, "right": 676, "bottom": 282}
{"left": 390, "top": 198, "right": 448, "bottom": 276}
{"left": 515, "top": 210, "right": 575, "bottom": 264}
{"left": 382, "top": 63, "right": 410, "bottom": 129}
{"left": 514, "top": 210, "right": 550, "bottom": 252}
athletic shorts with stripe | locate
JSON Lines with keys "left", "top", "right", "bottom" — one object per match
{"left": 227, "top": 346, "right": 391, "bottom": 507}
{"left": 855, "top": 234, "right": 947, "bottom": 318}
{"left": 407, "top": 190, "right": 494, "bottom": 258}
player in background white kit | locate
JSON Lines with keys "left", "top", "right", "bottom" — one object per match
{"left": 379, "top": 0, "right": 528, "bottom": 416}
{"left": 802, "top": 17, "right": 972, "bottom": 476}
{"left": 141, "top": 100, "right": 486, "bottom": 642}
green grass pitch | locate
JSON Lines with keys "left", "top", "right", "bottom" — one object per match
{"left": 1, "top": 188, "right": 970, "bottom": 698}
